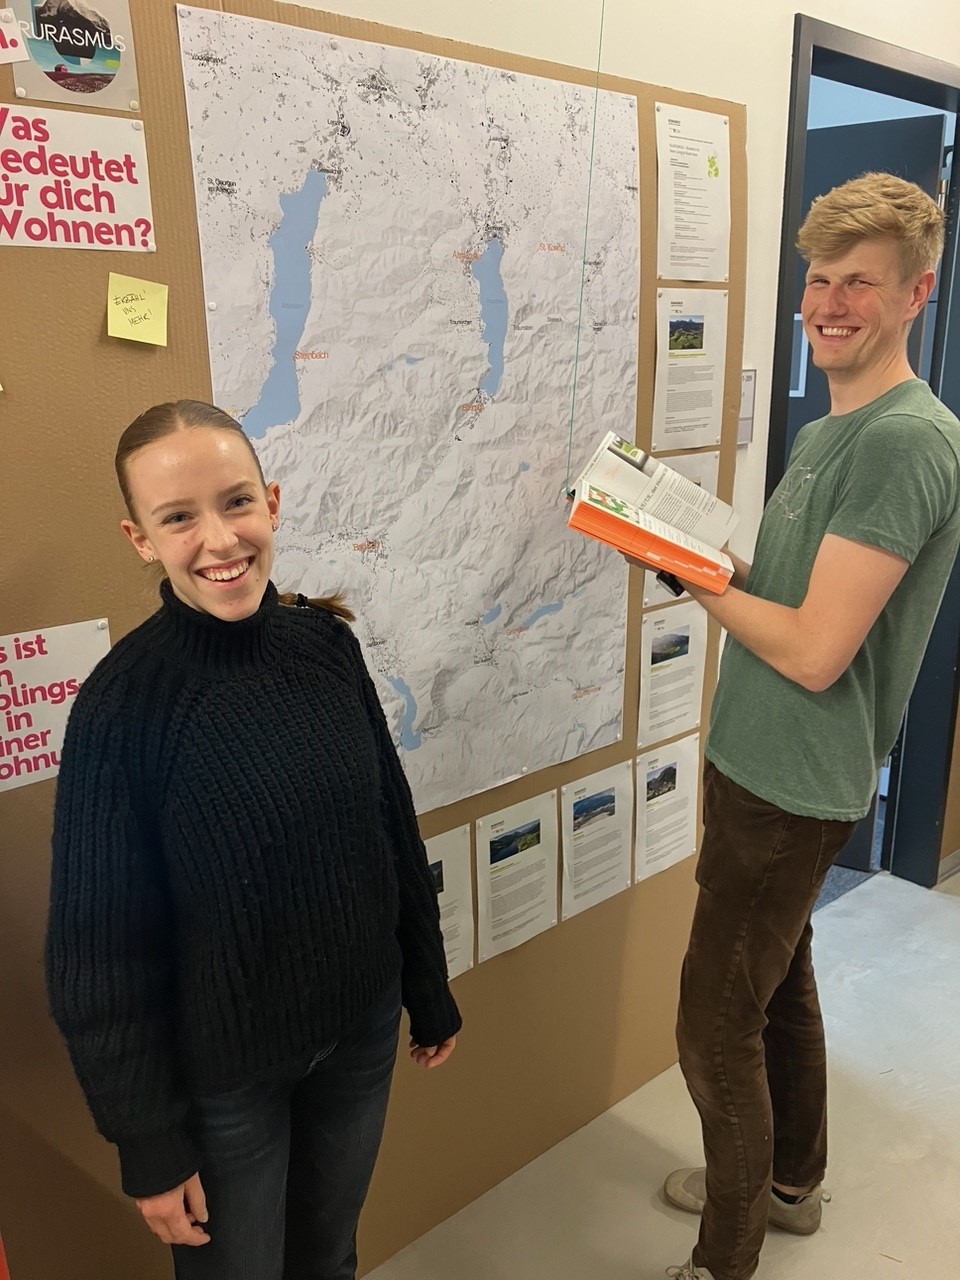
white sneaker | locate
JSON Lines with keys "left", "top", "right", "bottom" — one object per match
{"left": 663, "top": 1166, "right": 827, "bottom": 1235}
{"left": 666, "top": 1261, "right": 716, "bottom": 1280}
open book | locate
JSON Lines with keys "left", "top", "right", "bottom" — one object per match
{"left": 567, "top": 432, "right": 737, "bottom": 594}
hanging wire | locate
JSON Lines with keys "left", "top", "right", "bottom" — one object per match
{"left": 564, "top": 0, "right": 607, "bottom": 497}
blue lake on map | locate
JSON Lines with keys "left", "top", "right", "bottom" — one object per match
{"left": 243, "top": 170, "right": 328, "bottom": 440}
{"left": 470, "top": 237, "right": 508, "bottom": 397}
{"left": 385, "top": 676, "right": 423, "bottom": 751}
{"left": 522, "top": 603, "right": 564, "bottom": 628}
{"left": 481, "top": 604, "right": 502, "bottom": 624}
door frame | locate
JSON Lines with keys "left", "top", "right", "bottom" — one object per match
{"left": 768, "top": 15, "right": 960, "bottom": 887}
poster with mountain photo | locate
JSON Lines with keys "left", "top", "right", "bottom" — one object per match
{"left": 10, "top": 0, "right": 140, "bottom": 111}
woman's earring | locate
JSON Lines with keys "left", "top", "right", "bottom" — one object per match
{"left": 271, "top": 519, "right": 279, "bottom": 531}
{"left": 148, "top": 555, "right": 155, "bottom": 563}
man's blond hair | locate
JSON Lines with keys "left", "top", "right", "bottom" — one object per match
{"left": 797, "top": 172, "right": 944, "bottom": 278}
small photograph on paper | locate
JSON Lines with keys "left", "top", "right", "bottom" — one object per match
{"left": 646, "top": 762, "right": 677, "bottom": 802}
{"left": 669, "top": 316, "right": 704, "bottom": 351}
{"left": 490, "top": 820, "right": 541, "bottom": 865}
{"left": 651, "top": 627, "right": 690, "bottom": 666}
{"left": 28, "top": 33, "right": 119, "bottom": 94}
{"left": 574, "top": 788, "right": 616, "bottom": 828}
{"left": 428, "top": 860, "right": 445, "bottom": 894}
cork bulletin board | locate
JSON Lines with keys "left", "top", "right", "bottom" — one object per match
{"left": 0, "top": 3, "right": 746, "bottom": 1274}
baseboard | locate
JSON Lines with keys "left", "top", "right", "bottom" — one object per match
{"left": 938, "top": 848, "right": 960, "bottom": 882}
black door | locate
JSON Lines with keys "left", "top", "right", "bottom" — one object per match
{"left": 887, "top": 140, "right": 960, "bottom": 887}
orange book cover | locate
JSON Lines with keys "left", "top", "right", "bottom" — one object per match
{"left": 569, "top": 485, "right": 733, "bottom": 594}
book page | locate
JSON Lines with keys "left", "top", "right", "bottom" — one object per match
{"left": 644, "top": 451, "right": 720, "bottom": 606}
{"left": 635, "top": 456, "right": 735, "bottom": 546}
{"left": 582, "top": 489, "right": 731, "bottom": 569}
{"left": 576, "top": 434, "right": 734, "bottom": 547}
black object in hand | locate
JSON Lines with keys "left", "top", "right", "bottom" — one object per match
{"left": 656, "top": 571, "right": 685, "bottom": 598}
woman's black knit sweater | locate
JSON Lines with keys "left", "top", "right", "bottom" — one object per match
{"left": 45, "top": 581, "right": 460, "bottom": 1198}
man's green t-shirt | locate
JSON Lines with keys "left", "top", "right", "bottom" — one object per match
{"left": 706, "top": 379, "right": 960, "bottom": 820}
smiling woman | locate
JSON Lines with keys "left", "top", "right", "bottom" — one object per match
{"left": 44, "top": 399, "right": 461, "bottom": 1280}
{"left": 119, "top": 425, "right": 279, "bottom": 621}
{"left": 114, "top": 400, "right": 352, "bottom": 620}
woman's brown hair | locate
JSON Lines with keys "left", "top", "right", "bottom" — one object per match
{"left": 116, "top": 399, "right": 354, "bottom": 621}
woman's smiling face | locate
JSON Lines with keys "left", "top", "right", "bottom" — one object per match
{"left": 121, "top": 427, "right": 280, "bottom": 621}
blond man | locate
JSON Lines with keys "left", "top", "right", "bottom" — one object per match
{"left": 657, "top": 174, "right": 960, "bottom": 1280}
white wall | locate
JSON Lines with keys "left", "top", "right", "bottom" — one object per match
{"left": 285, "top": 0, "right": 960, "bottom": 555}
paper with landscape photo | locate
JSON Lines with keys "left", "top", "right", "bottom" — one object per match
{"left": 636, "top": 733, "right": 700, "bottom": 881}
{"left": 477, "top": 791, "right": 558, "bottom": 962}
{"left": 638, "top": 601, "right": 707, "bottom": 748}
{"left": 560, "top": 761, "right": 634, "bottom": 919}
{"left": 653, "top": 289, "right": 728, "bottom": 451}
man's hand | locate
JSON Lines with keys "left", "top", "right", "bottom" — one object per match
{"left": 135, "top": 1172, "right": 210, "bottom": 1247}
{"left": 409, "top": 1035, "right": 457, "bottom": 1069}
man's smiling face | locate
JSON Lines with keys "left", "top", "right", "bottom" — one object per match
{"left": 801, "top": 237, "right": 930, "bottom": 385}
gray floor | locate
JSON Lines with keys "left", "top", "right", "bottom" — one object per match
{"left": 368, "top": 872, "right": 960, "bottom": 1280}
{"left": 815, "top": 863, "right": 874, "bottom": 910}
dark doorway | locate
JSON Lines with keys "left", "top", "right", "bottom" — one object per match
{"left": 771, "top": 17, "right": 960, "bottom": 888}
{"left": 786, "top": 113, "right": 946, "bottom": 458}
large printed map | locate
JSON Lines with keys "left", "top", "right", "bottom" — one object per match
{"left": 177, "top": 7, "right": 639, "bottom": 809}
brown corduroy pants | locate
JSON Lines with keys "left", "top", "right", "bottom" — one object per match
{"left": 677, "top": 762, "right": 857, "bottom": 1280}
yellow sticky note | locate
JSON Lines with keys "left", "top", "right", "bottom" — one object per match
{"left": 107, "top": 273, "right": 169, "bottom": 347}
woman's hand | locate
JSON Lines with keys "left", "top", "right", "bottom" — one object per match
{"left": 135, "top": 1172, "right": 211, "bottom": 1246}
{"left": 409, "top": 1035, "right": 457, "bottom": 1069}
